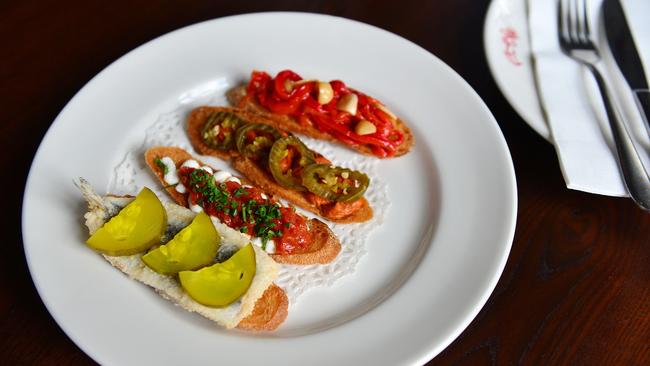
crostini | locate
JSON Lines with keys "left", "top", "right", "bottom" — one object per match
{"left": 144, "top": 146, "right": 341, "bottom": 265}
{"left": 77, "top": 178, "right": 288, "bottom": 331}
{"left": 186, "top": 106, "right": 373, "bottom": 223}
{"left": 227, "top": 69, "right": 414, "bottom": 158}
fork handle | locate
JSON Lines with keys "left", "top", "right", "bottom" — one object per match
{"left": 587, "top": 64, "right": 650, "bottom": 210}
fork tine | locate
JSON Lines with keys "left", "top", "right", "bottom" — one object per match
{"left": 572, "top": 0, "right": 580, "bottom": 43}
{"left": 580, "top": 0, "right": 591, "bottom": 41}
{"left": 558, "top": 0, "right": 569, "bottom": 44}
{"left": 570, "top": 0, "right": 580, "bottom": 44}
{"left": 575, "top": 0, "right": 585, "bottom": 44}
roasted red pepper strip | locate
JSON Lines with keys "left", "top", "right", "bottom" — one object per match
{"left": 247, "top": 70, "right": 403, "bottom": 157}
{"left": 266, "top": 83, "right": 313, "bottom": 115}
{"left": 273, "top": 70, "right": 301, "bottom": 100}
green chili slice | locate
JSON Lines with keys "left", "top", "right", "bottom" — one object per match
{"left": 268, "top": 136, "right": 315, "bottom": 191}
{"left": 235, "top": 123, "right": 282, "bottom": 160}
{"left": 301, "top": 164, "right": 369, "bottom": 202}
{"left": 201, "top": 112, "right": 245, "bottom": 150}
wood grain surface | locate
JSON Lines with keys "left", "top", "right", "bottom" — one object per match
{"left": 3, "top": 0, "right": 649, "bottom": 365}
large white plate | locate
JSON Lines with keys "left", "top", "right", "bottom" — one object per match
{"left": 484, "top": 0, "right": 551, "bottom": 140}
{"left": 22, "top": 13, "right": 516, "bottom": 365}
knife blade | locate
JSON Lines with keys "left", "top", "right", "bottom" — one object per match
{"left": 603, "top": 0, "right": 650, "bottom": 132}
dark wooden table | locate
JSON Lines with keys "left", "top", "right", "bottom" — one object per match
{"left": 3, "top": 0, "right": 649, "bottom": 364}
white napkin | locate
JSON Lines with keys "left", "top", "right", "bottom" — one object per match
{"left": 528, "top": 0, "right": 650, "bottom": 196}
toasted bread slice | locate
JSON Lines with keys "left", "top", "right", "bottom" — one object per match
{"left": 78, "top": 179, "right": 287, "bottom": 331}
{"left": 187, "top": 106, "right": 373, "bottom": 223}
{"left": 227, "top": 85, "right": 414, "bottom": 158}
{"left": 145, "top": 146, "right": 341, "bottom": 265}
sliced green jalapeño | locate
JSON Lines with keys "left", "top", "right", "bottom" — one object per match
{"left": 235, "top": 123, "right": 282, "bottom": 161}
{"left": 201, "top": 111, "right": 245, "bottom": 150}
{"left": 268, "top": 136, "right": 315, "bottom": 191}
{"left": 301, "top": 164, "right": 369, "bottom": 202}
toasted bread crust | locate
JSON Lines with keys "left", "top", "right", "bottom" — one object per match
{"left": 144, "top": 146, "right": 341, "bottom": 265}
{"left": 237, "top": 284, "right": 288, "bottom": 331}
{"left": 231, "top": 156, "right": 373, "bottom": 223}
{"left": 271, "top": 219, "right": 341, "bottom": 265}
{"left": 227, "top": 85, "right": 414, "bottom": 158}
{"left": 186, "top": 106, "right": 373, "bottom": 223}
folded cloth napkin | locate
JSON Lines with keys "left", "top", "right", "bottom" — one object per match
{"left": 528, "top": 0, "right": 650, "bottom": 196}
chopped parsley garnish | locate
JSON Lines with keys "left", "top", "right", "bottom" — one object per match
{"left": 251, "top": 203, "right": 283, "bottom": 244}
{"left": 234, "top": 187, "right": 248, "bottom": 197}
{"left": 154, "top": 157, "right": 169, "bottom": 175}
{"left": 189, "top": 169, "right": 230, "bottom": 205}
{"left": 187, "top": 168, "right": 285, "bottom": 243}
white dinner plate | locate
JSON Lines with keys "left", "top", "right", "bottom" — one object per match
{"left": 22, "top": 13, "right": 517, "bottom": 365}
{"left": 484, "top": 0, "right": 551, "bottom": 140}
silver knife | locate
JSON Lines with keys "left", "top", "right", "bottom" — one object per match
{"left": 604, "top": 0, "right": 650, "bottom": 133}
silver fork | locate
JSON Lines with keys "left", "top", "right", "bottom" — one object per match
{"left": 558, "top": 0, "right": 650, "bottom": 210}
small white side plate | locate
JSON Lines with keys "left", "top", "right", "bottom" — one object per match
{"left": 484, "top": 0, "right": 550, "bottom": 140}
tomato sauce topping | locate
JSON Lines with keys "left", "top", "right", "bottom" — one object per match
{"left": 245, "top": 69, "right": 404, "bottom": 158}
{"left": 178, "top": 166, "right": 310, "bottom": 254}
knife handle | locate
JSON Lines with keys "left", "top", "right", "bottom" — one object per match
{"left": 633, "top": 89, "right": 650, "bottom": 135}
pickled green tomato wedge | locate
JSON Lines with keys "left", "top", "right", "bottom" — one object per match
{"left": 86, "top": 187, "right": 167, "bottom": 256}
{"left": 268, "top": 136, "right": 315, "bottom": 191}
{"left": 201, "top": 112, "right": 245, "bottom": 150}
{"left": 235, "top": 123, "right": 282, "bottom": 160}
{"left": 301, "top": 164, "right": 369, "bottom": 202}
{"left": 142, "top": 212, "right": 220, "bottom": 275}
{"left": 179, "top": 244, "right": 256, "bottom": 307}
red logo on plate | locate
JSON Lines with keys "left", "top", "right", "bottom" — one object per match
{"left": 501, "top": 28, "right": 523, "bottom": 66}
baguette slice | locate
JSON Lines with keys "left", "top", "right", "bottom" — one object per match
{"left": 77, "top": 178, "right": 288, "bottom": 331}
{"left": 227, "top": 85, "right": 415, "bottom": 158}
{"left": 145, "top": 146, "right": 341, "bottom": 265}
{"left": 187, "top": 106, "right": 373, "bottom": 223}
